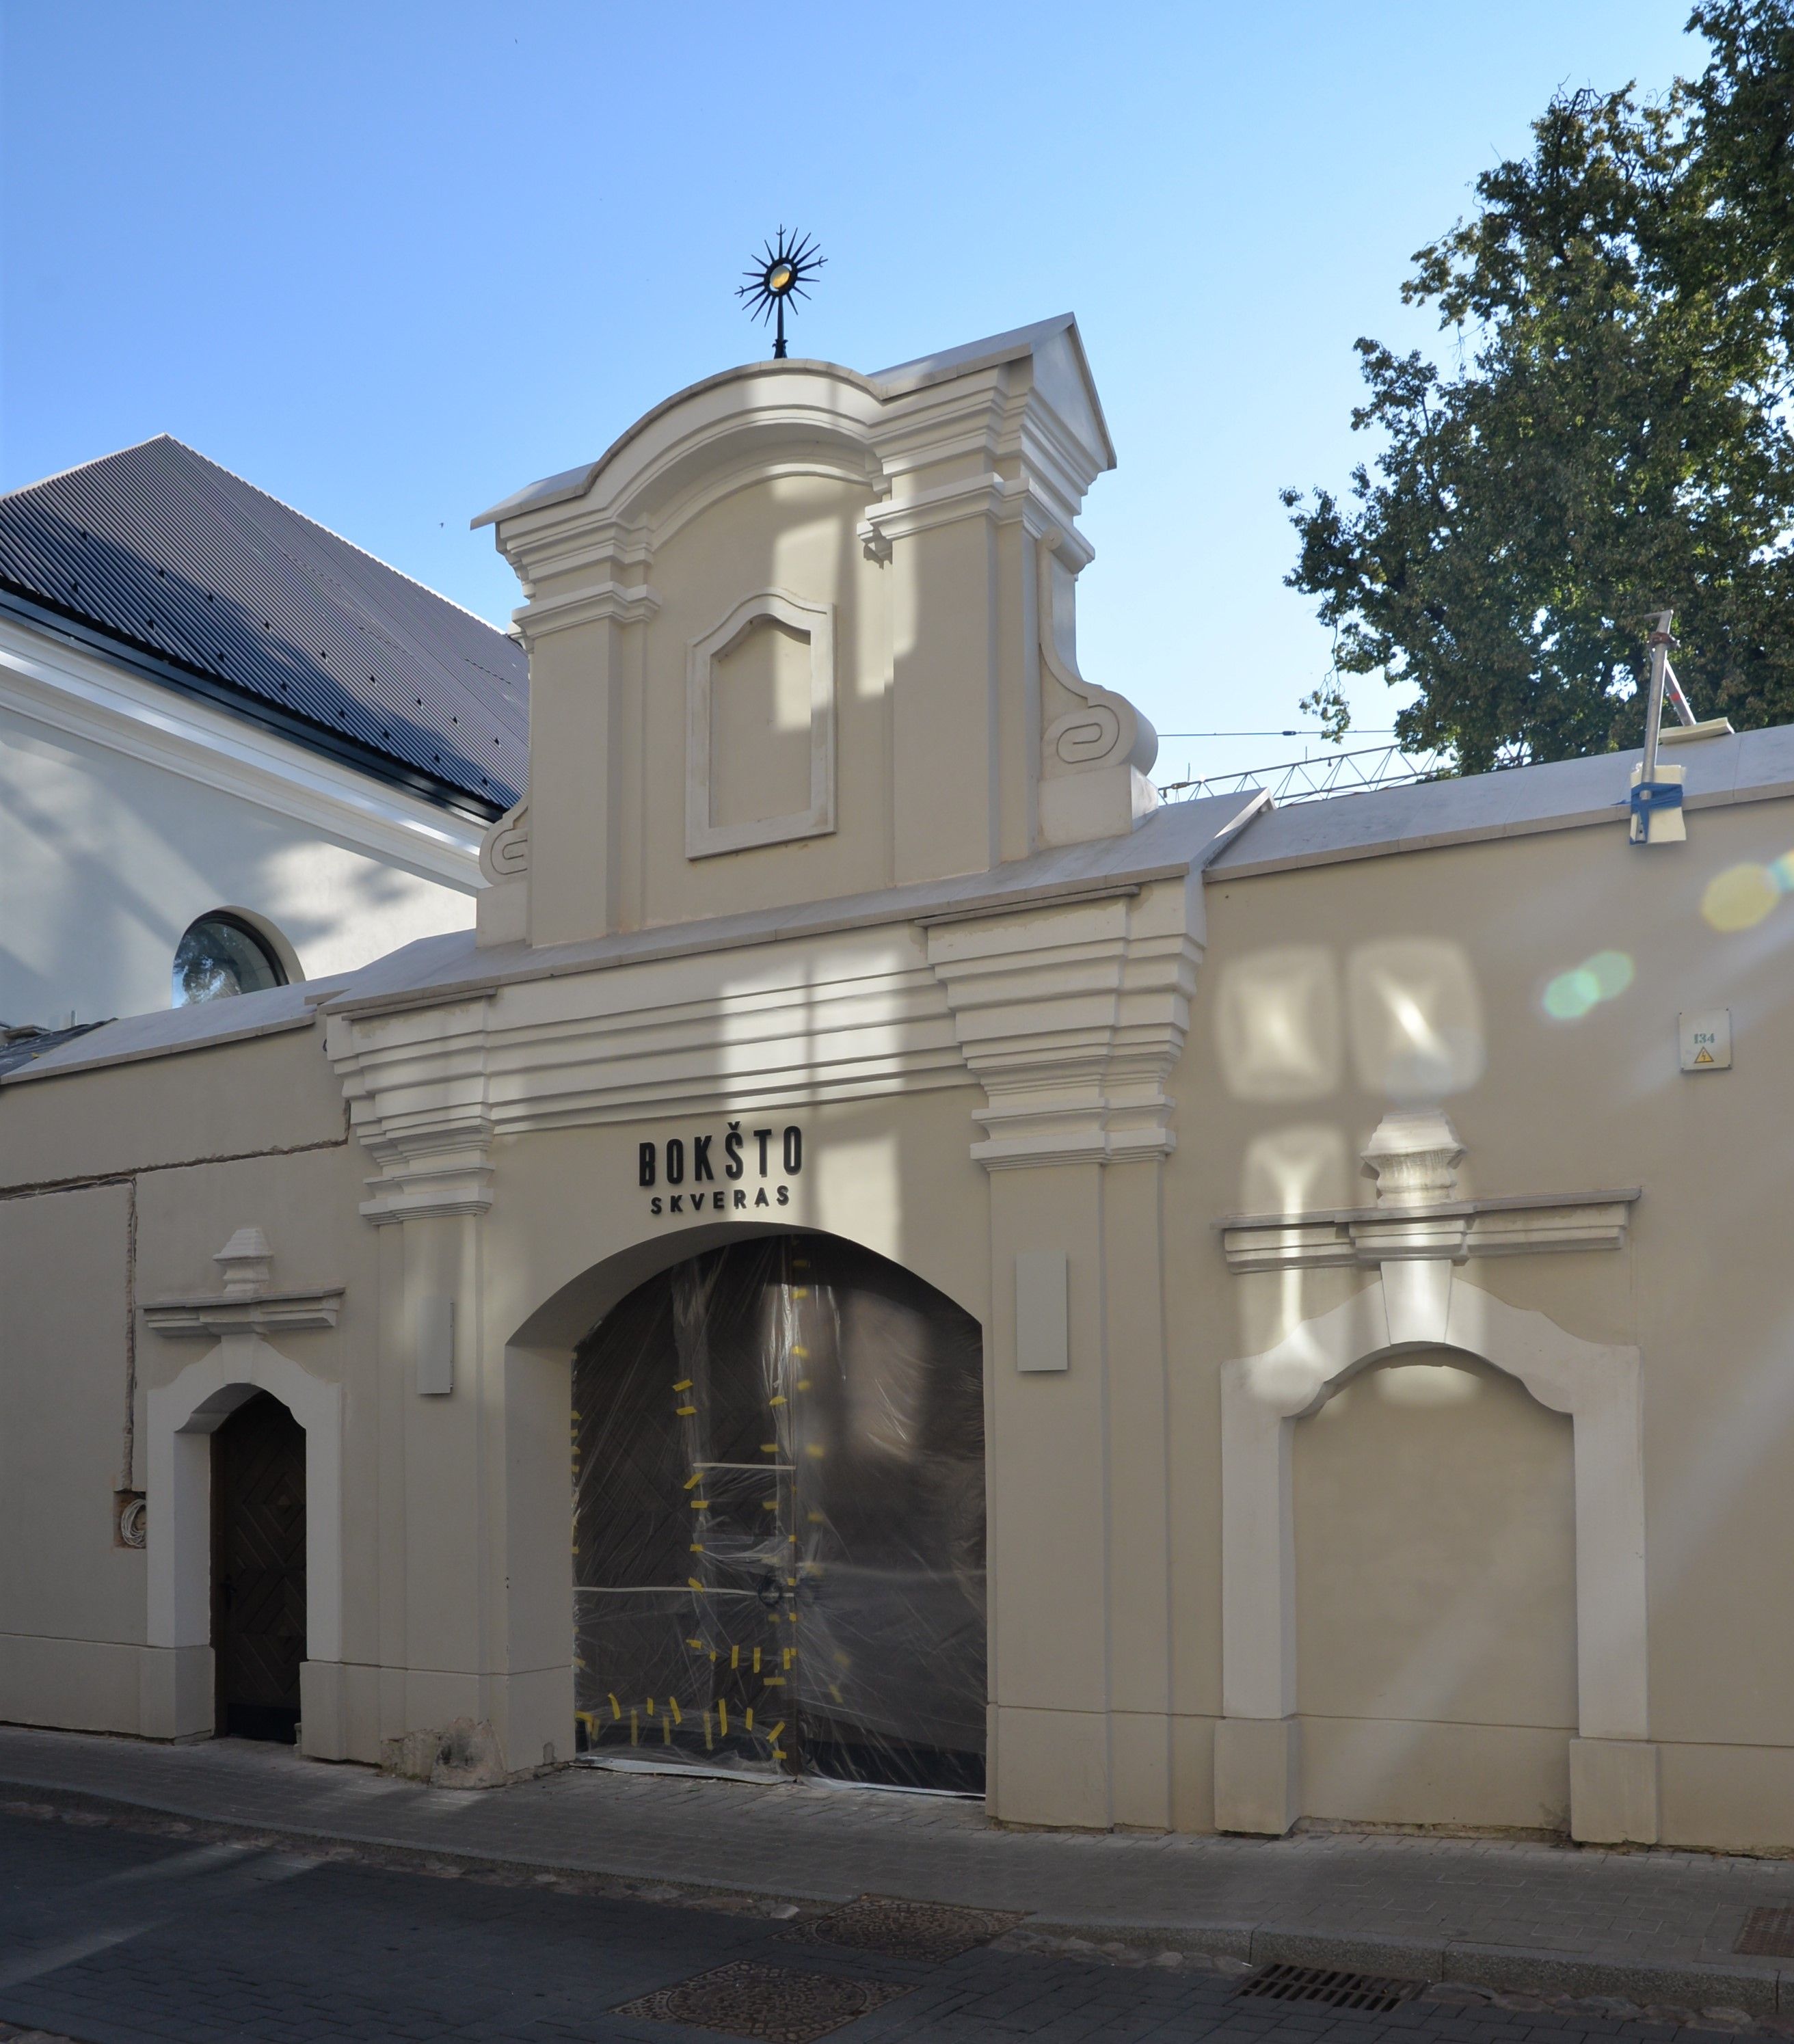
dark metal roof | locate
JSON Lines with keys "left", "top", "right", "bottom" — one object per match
{"left": 0, "top": 1021, "right": 106, "bottom": 1077}
{"left": 0, "top": 436, "right": 526, "bottom": 817}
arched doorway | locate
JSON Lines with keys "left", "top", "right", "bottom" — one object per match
{"left": 572, "top": 1235, "right": 985, "bottom": 1792}
{"left": 211, "top": 1390, "right": 306, "bottom": 1743}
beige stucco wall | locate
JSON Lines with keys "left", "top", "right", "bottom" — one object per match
{"left": 6, "top": 781, "right": 1794, "bottom": 1849}
{"left": 1171, "top": 791, "right": 1794, "bottom": 1848}
{"left": 1295, "top": 1353, "right": 1577, "bottom": 1832}
{"left": 10, "top": 323, "right": 1794, "bottom": 1855}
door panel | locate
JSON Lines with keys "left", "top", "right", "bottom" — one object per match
{"left": 213, "top": 1392, "right": 306, "bottom": 1743}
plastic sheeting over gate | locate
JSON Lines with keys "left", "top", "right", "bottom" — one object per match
{"left": 573, "top": 1236, "right": 986, "bottom": 1792}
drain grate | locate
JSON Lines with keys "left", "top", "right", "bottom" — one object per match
{"left": 1735, "top": 1906, "right": 1794, "bottom": 1957}
{"left": 613, "top": 1959, "right": 913, "bottom": 2042}
{"left": 1235, "top": 1963, "right": 1427, "bottom": 2013}
{"left": 787, "top": 1893, "right": 1023, "bottom": 1963}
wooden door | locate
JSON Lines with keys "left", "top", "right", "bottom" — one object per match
{"left": 212, "top": 1392, "right": 306, "bottom": 1743}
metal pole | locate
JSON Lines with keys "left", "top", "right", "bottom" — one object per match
{"left": 1633, "top": 608, "right": 1673, "bottom": 844}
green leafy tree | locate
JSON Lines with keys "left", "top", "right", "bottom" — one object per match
{"left": 1284, "top": 2, "right": 1794, "bottom": 772}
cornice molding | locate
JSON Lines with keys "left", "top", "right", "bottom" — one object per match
{"left": 326, "top": 933, "right": 971, "bottom": 1222}
{"left": 1220, "top": 1191, "right": 1639, "bottom": 1273}
{"left": 144, "top": 1291, "right": 345, "bottom": 1336}
{"left": 0, "top": 613, "right": 482, "bottom": 888}
{"left": 925, "top": 881, "right": 1201, "bottom": 1170}
{"left": 329, "top": 878, "right": 1208, "bottom": 1212}
{"left": 1220, "top": 1112, "right": 1639, "bottom": 1271}
{"left": 513, "top": 578, "right": 661, "bottom": 645}
{"left": 142, "top": 1226, "right": 343, "bottom": 1332}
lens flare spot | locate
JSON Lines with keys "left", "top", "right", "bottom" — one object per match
{"left": 1541, "top": 949, "right": 1635, "bottom": 1022}
{"left": 1543, "top": 969, "right": 1600, "bottom": 1020}
{"left": 1702, "top": 863, "right": 1780, "bottom": 932}
{"left": 1585, "top": 950, "right": 1635, "bottom": 1000}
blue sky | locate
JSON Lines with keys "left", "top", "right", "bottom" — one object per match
{"left": 3, "top": 1, "right": 1699, "bottom": 784}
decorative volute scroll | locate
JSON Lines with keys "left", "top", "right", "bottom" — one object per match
{"left": 475, "top": 800, "right": 530, "bottom": 947}
{"left": 1036, "top": 534, "right": 1159, "bottom": 848}
{"left": 478, "top": 800, "right": 530, "bottom": 883}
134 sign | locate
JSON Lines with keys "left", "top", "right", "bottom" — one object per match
{"left": 640, "top": 1122, "right": 803, "bottom": 1217}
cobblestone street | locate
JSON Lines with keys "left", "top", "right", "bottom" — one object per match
{"left": 0, "top": 1806, "right": 1780, "bottom": 2044}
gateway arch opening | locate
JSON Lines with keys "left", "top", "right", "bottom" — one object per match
{"left": 572, "top": 1235, "right": 986, "bottom": 1793}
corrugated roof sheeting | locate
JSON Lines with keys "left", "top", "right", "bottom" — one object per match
{"left": 0, "top": 437, "right": 526, "bottom": 812}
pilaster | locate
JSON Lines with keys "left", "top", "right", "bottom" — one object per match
{"left": 929, "top": 876, "right": 1199, "bottom": 1830}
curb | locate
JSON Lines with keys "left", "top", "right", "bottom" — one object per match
{"left": 1026, "top": 1921, "right": 1788, "bottom": 2019}
{"left": 2, "top": 1775, "right": 1789, "bottom": 2023}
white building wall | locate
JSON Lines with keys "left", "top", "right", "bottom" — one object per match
{"left": 0, "top": 614, "right": 485, "bottom": 1027}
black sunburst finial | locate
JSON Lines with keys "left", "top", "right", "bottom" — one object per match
{"left": 737, "top": 228, "right": 825, "bottom": 360}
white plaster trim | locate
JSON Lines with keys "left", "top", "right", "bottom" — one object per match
{"left": 926, "top": 880, "right": 1201, "bottom": 1168}
{"left": 1220, "top": 1269, "right": 1646, "bottom": 1741}
{"left": 479, "top": 800, "right": 530, "bottom": 883}
{"left": 1220, "top": 1190, "right": 1638, "bottom": 1271}
{"left": 685, "top": 589, "right": 835, "bottom": 859}
{"left": 145, "top": 1336, "right": 344, "bottom": 1663}
{"left": 512, "top": 578, "right": 660, "bottom": 643}
{"left": 328, "top": 930, "right": 969, "bottom": 1218}
{"left": 143, "top": 1291, "right": 343, "bottom": 1336}
{"left": 0, "top": 613, "right": 481, "bottom": 887}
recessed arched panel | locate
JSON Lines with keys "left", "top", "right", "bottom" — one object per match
{"left": 1295, "top": 1352, "right": 1576, "bottom": 1720}
{"left": 686, "top": 589, "right": 835, "bottom": 858}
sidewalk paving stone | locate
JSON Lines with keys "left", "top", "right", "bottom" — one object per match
{"left": 4, "top": 1727, "right": 1794, "bottom": 2021}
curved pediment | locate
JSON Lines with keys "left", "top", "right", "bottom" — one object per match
{"left": 474, "top": 317, "right": 1155, "bottom": 951}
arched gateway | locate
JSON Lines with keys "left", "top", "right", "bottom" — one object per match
{"left": 572, "top": 1234, "right": 987, "bottom": 1792}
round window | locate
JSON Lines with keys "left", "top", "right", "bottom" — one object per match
{"left": 171, "top": 913, "right": 287, "bottom": 1008}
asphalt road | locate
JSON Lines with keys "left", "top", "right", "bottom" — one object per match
{"left": 0, "top": 1810, "right": 1745, "bottom": 2044}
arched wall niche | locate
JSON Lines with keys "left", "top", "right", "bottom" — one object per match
{"left": 1216, "top": 1265, "right": 1647, "bottom": 1838}
{"left": 144, "top": 1334, "right": 343, "bottom": 1673}
{"left": 1292, "top": 1348, "right": 1578, "bottom": 1738}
